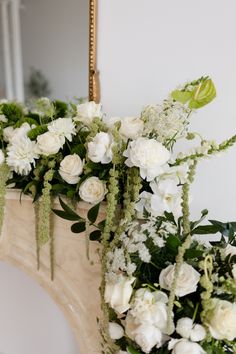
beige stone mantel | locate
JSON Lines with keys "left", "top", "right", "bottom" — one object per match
{"left": 0, "top": 190, "right": 103, "bottom": 354}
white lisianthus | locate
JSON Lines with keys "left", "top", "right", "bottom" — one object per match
{"left": 7, "top": 136, "right": 39, "bottom": 175}
{"left": 159, "top": 263, "right": 200, "bottom": 297}
{"left": 104, "top": 275, "right": 135, "bottom": 314}
{"left": 123, "top": 137, "right": 170, "bottom": 181}
{"left": 0, "top": 149, "right": 5, "bottom": 165}
{"left": 224, "top": 244, "right": 236, "bottom": 258}
{"left": 176, "top": 318, "right": 206, "bottom": 342}
{"left": 36, "top": 131, "right": 63, "bottom": 156}
{"left": 150, "top": 178, "right": 182, "bottom": 218}
{"left": 75, "top": 101, "right": 102, "bottom": 125}
{"left": 59, "top": 154, "right": 83, "bottom": 184}
{"left": 3, "top": 126, "right": 15, "bottom": 142}
{"left": 88, "top": 132, "right": 114, "bottom": 164}
{"left": 108, "top": 322, "right": 124, "bottom": 340}
{"left": 79, "top": 176, "right": 107, "bottom": 204}
{"left": 48, "top": 118, "right": 76, "bottom": 144}
{"left": 205, "top": 299, "right": 236, "bottom": 341}
{"left": 168, "top": 338, "right": 206, "bottom": 354}
{"left": 119, "top": 116, "right": 144, "bottom": 140}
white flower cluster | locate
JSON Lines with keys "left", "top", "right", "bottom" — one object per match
{"left": 136, "top": 164, "right": 188, "bottom": 219}
{"left": 141, "top": 99, "right": 191, "bottom": 143}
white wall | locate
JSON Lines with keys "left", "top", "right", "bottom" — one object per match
{"left": 98, "top": 0, "right": 236, "bottom": 222}
{"left": 0, "top": 261, "right": 79, "bottom": 354}
{"left": 21, "top": 0, "right": 89, "bottom": 100}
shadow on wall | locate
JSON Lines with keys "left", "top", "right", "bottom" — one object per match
{"left": 0, "top": 261, "right": 80, "bottom": 354}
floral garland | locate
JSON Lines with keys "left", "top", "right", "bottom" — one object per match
{"left": 0, "top": 76, "right": 235, "bottom": 354}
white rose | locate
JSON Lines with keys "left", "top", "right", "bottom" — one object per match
{"left": 176, "top": 318, "right": 206, "bottom": 342}
{"left": 132, "top": 323, "right": 163, "bottom": 353}
{"left": 0, "top": 149, "right": 5, "bottom": 164}
{"left": 159, "top": 263, "right": 200, "bottom": 297}
{"left": 36, "top": 132, "right": 63, "bottom": 156}
{"left": 168, "top": 339, "right": 206, "bottom": 354}
{"left": 88, "top": 132, "right": 114, "bottom": 164}
{"left": 75, "top": 101, "right": 102, "bottom": 125}
{"left": 119, "top": 117, "right": 144, "bottom": 140}
{"left": 79, "top": 177, "right": 107, "bottom": 204}
{"left": 224, "top": 244, "right": 236, "bottom": 258}
{"left": 48, "top": 117, "right": 76, "bottom": 144}
{"left": 59, "top": 154, "right": 83, "bottom": 184}
{"left": 105, "top": 275, "right": 135, "bottom": 314}
{"left": 108, "top": 322, "right": 124, "bottom": 340}
{"left": 123, "top": 137, "right": 170, "bottom": 181}
{"left": 205, "top": 299, "right": 236, "bottom": 341}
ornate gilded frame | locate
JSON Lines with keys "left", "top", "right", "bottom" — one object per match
{"left": 89, "top": 0, "right": 100, "bottom": 103}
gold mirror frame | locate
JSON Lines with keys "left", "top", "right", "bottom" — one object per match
{"left": 89, "top": 0, "right": 100, "bottom": 103}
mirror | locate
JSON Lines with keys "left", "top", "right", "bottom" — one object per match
{"left": 0, "top": 0, "right": 96, "bottom": 102}
{"left": 0, "top": 261, "right": 79, "bottom": 354}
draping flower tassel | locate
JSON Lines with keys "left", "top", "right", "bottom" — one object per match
{"left": 37, "top": 169, "right": 55, "bottom": 280}
{"left": 0, "top": 163, "right": 10, "bottom": 236}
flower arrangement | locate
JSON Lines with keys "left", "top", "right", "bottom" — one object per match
{"left": 0, "top": 76, "right": 235, "bottom": 353}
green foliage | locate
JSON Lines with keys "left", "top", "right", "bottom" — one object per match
{"left": 27, "top": 125, "right": 48, "bottom": 139}
{"left": 87, "top": 203, "right": 100, "bottom": 224}
{"left": 52, "top": 197, "right": 82, "bottom": 221}
{"left": 127, "top": 346, "right": 142, "bottom": 354}
{"left": 1, "top": 102, "right": 24, "bottom": 122}
{"left": 71, "top": 221, "right": 86, "bottom": 233}
{"left": 53, "top": 100, "right": 68, "bottom": 118}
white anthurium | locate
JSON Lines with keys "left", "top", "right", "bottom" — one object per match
{"left": 176, "top": 317, "right": 206, "bottom": 342}
{"left": 75, "top": 101, "right": 102, "bottom": 125}
{"left": 150, "top": 178, "right": 182, "bottom": 218}
{"left": 123, "top": 137, "right": 170, "bottom": 181}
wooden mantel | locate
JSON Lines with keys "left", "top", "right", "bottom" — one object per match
{"left": 0, "top": 190, "right": 102, "bottom": 354}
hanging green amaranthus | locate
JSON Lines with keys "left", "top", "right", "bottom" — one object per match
{"left": 0, "top": 163, "right": 10, "bottom": 236}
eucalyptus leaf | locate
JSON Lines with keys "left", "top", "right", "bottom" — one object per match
{"left": 71, "top": 221, "right": 86, "bottom": 233}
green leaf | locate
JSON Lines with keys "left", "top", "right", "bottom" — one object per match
{"left": 127, "top": 346, "right": 142, "bottom": 354}
{"left": 71, "top": 222, "right": 86, "bottom": 233}
{"left": 97, "top": 219, "right": 106, "bottom": 231}
{"left": 89, "top": 230, "right": 101, "bottom": 241}
{"left": 87, "top": 203, "right": 100, "bottom": 224}
{"left": 166, "top": 234, "right": 181, "bottom": 251}
{"left": 52, "top": 209, "right": 81, "bottom": 221}
{"left": 59, "top": 197, "right": 81, "bottom": 219}
{"left": 191, "top": 224, "right": 220, "bottom": 235}
{"left": 184, "top": 249, "right": 204, "bottom": 259}
{"left": 191, "top": 209, "right": 208, "bottom": 229}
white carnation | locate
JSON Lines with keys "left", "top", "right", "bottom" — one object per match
{"left": 48, "top": 117, "right": 76, "bottom": 144}
{"left": 75, "top": 101, "right": 102, "bottom": 125}
{"left": 159, "top": 263, "right": 200, "bottom": 297}
{"left": 79, "top": 176, "right": 107, "bottom": 204}
{"left": 3, "top": 126, "right": 15, "bottom": 142}
{"left": 36, "top": 131, "right": 63, "bottom": 156}
{"left": 123, "top": 137, "right": 170, "bottom": 181}
{"left": 7, "top": 136, "right": 39, "bottom": 175}
{"left": 59, "top": 154, "right": 83, "bottom": 184}
{"left": 88, "top": 132, "right": 114, "bottom": 164}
